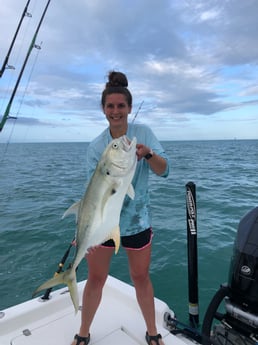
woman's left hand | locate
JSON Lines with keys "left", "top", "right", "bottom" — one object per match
{"left": 136, "top": 144, "right": 168, "bottom": 176}
{"left": 136, "top": 144, "right": 151, "bottom": 160}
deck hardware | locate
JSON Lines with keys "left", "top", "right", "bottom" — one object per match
{"left": 23, "top": 329, "right": 32, "bottom": 336}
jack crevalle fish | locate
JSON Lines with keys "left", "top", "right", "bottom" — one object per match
{"left": 33, "top": 135, "right": 137, "bottom": 312}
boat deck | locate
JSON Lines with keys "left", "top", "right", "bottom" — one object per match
{"left": 0, "top": 276, "right": 196, "bottom": 345}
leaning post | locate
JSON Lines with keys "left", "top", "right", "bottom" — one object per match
{"left": 186, "top": 181, "right": 199, "bottom": 327}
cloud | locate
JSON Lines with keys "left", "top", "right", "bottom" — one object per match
{"left": 0, "top": 0, "right": 257, "bottom": 141}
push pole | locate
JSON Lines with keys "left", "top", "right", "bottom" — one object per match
{"left": 186, "top": 181, "right": 199, "bottom": 327}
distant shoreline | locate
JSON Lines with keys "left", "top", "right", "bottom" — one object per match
{"left": 1, "top": 138, "right": 257, "bottom": 145}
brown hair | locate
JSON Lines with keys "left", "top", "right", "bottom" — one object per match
{"left": 101, "top": 71, "right": 132, "bottom": 108}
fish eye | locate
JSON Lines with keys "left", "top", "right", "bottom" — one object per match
{"left": 112, "top": 142, "right": 119, "bottom": 149}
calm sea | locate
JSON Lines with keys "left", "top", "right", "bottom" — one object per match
{"left": 0, "top": 140, "right": 257, "bottom": 325}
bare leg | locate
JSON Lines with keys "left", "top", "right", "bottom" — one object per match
{"left": 71, "top": 247, "right": 114, "bottom": 345}
{"left": 126, "top": 245, "right": 165, "bottom": 345}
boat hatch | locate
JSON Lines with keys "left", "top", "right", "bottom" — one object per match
{"left": 10, "top": 311, "right": 80, "bottom": 345}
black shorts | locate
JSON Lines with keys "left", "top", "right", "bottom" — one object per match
{"left": 101, "top": 227, "right": 153, "bottom": 250}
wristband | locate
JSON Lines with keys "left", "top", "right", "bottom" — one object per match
{"left": 144, "top": 149, "right": 153, "bottom": 160}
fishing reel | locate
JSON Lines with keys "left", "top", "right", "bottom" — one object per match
{"left": 202, "top": 206, "right": 258, "bottom": 345}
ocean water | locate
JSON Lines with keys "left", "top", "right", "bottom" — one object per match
{"left": 0, "top": 140, "right": 257, "bottom": 325}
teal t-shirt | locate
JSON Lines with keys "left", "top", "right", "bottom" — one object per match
{"left": 86, "top": 123, "right": 169, "bottom": 236}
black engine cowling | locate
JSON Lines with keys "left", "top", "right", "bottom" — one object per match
{"left": 202, "top": 207, "right": 258, "bottom": 345}
{"left": 228, "top": 206, "right": 258, "bottom": 313}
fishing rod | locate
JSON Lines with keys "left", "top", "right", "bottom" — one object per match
{"left": 41, "top": 238, "right": 75, "bottom": 300}
{"left": 131, "top": 100, "right": 144, "bottom": 124}
{"left": 0, "top": 0, "right": 52, "bottom": 132}
{"left": 0, "top": 0, "right": 32, "bottom": 78}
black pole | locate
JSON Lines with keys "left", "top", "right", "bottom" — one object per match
{"left": 186, "top": 181, "right": 199, "bottom": 327}
{"left": 0, "top": 0, "right": 52, "bottom": 132}
{"left": 0, "top": 0, "right": 32, "bottom": 78}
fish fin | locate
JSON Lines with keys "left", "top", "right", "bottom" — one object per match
{"left": 32, "top": 273, "right": 65, "bottom": 297}
{"left": 127, "top": 184, "right": 135, "bottom": 199}
{"left": 62, "top": 201, "right": 81, "bottom": 222}
{"left": 109, "top": 225, "right": 120, "bottom": 254}
{"left": 32, "top": 268, "right": 79, "bottom": 313}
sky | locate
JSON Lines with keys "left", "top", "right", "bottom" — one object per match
{"left": 0, "top": 0, "right": 258, "bottom": 142}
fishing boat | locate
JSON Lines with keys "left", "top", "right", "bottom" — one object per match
{"left": 0, "top": 275, "right": 189, "bottom": 345}
{"left": 1, "top": 4, "right": 258, "bottom": 345}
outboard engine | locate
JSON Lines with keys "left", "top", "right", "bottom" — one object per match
{"left": 202, "top": 207, "right": 258, "bottom": 345}
{"left": 228, "top": 206, "right": 258, "bottom": 314}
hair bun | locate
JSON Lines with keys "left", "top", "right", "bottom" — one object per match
{"left": 106, "top": 71, "right": 128, "bottom": 88}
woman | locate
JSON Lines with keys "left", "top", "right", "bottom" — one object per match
{"left": 72, "top": 71, "right": 169, "bottom": 345}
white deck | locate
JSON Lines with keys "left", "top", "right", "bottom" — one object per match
{"left": 0, "top": 276, "right": 196, "bottom": 345}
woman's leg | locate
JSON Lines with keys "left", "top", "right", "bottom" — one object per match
{"left": 126, "top": 245, "right": 164, "bottom": 345}
{"left": 71, "top": 247, "right": 114, "bottom": 345}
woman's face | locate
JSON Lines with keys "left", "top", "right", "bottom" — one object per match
{"left": 103, "top": 93, "right": 132, "bottom": 129}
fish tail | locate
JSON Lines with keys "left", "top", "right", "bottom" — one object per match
{"left": 65, "top": 269, "right": 79, "bottom": 313}
{"left": 32, "top": 268, "right": 79, "bottom": 313}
